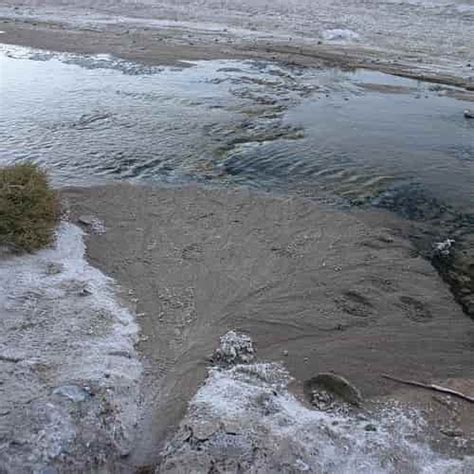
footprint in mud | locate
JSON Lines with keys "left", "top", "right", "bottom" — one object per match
{"left": 181, "top": 243, "right": 203, "bottom": 261}
{"left": 337, "top": 290, "right": 375, "bottom": 317}
{"left": 365, "top": 276, "right": 397, "bottom": 294}
{"left": 398, "top": 296, "right": 433, "bottom": 322}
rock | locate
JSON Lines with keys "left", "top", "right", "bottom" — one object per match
{"left": 304, "top": 373, "right": 363, "bottom": 407}
{"left": 53, "top": 384, "right": 89, "bottom": 402}
{"left": 213, "top": 331, "right": 255, "bottom": 365}
{"left": 364, "top": 424, "right": 377, "bottom": 432}
{"left": 464, "top": 109, "right": 474, "bottom": 119}
{"left": 282, "top": 350, "right": 289, "bottom": 357}
{"left": 78, "top": 215, "right": 96, "bottom": 226}
{"left": 191, "top": 420, "right": 220, "bottom": 441}
{"left": 433, "top": 238, "right": 455, "bottom": 256}
{"left": 77, "top": 215, "right": 105, "bottom": 234}
{"left": 310, "top": 389, "right": 334, "bottom": 411}
{"left": 46, "top": 262, "right": 64, "bottom": 275}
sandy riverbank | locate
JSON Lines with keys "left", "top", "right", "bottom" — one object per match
{"left": 62, "top": 183, "right": 474, "bottom": 469}
{"left": 0, "top": 1, "right": 473, "bottom": 89}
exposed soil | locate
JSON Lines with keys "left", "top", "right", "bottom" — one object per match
{"left": 63, "top": 184, "right": 474, "bottom": 469}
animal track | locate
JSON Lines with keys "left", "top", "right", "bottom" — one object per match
{"left": 338, "top": 290, "right": 374, "bottom": 317}
{"left": 399, "top": 296, "right": 432, "bottom": 322}
{"left": 181, "top": 243, "right": 203, "bottom": 261}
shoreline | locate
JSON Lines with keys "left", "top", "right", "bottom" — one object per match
{"left": 1, "top": 2, "right": 473, "bottom": 465}
{"left": 0, "top": 13, "right": 473, "bottom": 91}
{"left": 63, "top": 183, "right": 474, "bottom": 468}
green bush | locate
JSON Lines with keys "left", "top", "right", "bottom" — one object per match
{"left": 0, "top": 164, "right": 59, "bottom": 252}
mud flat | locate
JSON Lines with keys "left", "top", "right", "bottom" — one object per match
{"left": 63, "top": 183, "right": 474, "bottom": 470}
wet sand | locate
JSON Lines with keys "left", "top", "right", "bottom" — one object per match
{"left": 63, "top": 184, "right": 474, "bottom": 468}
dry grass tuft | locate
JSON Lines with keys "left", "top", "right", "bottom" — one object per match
{"left": 0, "top": 163, "right": 59, "bottom": 252}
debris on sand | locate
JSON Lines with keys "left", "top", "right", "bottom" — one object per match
{"left": 211, "top": 330, "right": 255, "bottom": 365}
{"left": 433, "top": 238, "right": 455, "bottom": 256}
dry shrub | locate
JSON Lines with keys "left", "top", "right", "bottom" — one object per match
{"left": 0, "top": 163, "right": 59, "bottom": 252}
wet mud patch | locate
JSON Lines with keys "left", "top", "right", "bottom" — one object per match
{"left": 370, "top": 184, "right": 474, "bottom": 318}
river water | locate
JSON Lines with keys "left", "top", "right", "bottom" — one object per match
{"left": 1, "top": 44, "right": 473, "bottom": 205}
{"left": 1, "top": 43, "right": 473, "bottom": 303}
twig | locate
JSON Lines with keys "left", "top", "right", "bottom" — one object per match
{"left": 382, "top": 374, "right": 474, "bottom": 404}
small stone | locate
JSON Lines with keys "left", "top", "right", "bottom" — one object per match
{"left": 311, "top": 389, "right": 334, "bottom": 411}
{"left": 78, "top": 287, "right": 92, "bottom": 297}
{"left": 78, "top": 215, "right": 96, "bottom": 226}
{"left": 53, "top": 384, "right": 89, "bottom": 402}
{"left": 283, "top": 350, "right": 289, "bottom": 356}
{"left": 464, "top": 109, "right": 474, "bottom": 119}
{"left": 364, "top": 424, "right": 377, "bottom": 432}
{"left": 46, "top": 262, "right": 64, "bottom": 275}
{"left": 77, "top": 215, "right": 105, "bottom": 234}
{"left": 191, "top": 420, "right": 220, "bottom": 441}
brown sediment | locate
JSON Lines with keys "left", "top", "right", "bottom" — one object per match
{"left": 62, "top": 183, "right": 474, "bottom": 468}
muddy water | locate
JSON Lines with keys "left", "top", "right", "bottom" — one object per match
{"left": 1, "top": 43, "right": 474, "bottom": 312}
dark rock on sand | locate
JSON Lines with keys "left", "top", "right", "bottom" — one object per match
{"left": 304, "top": 373, "right": 363, "bottom": 407}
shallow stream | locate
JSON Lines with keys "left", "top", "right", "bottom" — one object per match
{"left": 1, "top": 43, "right": 473, "bottom": 314}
